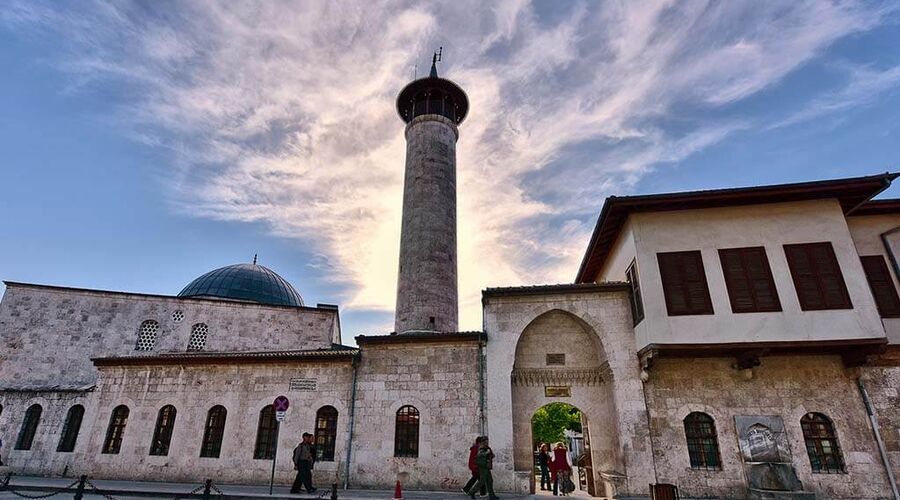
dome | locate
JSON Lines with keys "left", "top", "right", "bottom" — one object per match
{"left": 178, "top": 263, "right": 304, "bottom": 307}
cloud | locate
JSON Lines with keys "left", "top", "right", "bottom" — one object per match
{"left": 2, "top": 0, "right": 896, "bottom": 331}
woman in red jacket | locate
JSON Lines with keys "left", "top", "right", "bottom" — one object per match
{"left": 462, "top": 436, "right": 486, "bottom": 496}
{"left": 550, "top": 442, "right": 572, "bottom": 496}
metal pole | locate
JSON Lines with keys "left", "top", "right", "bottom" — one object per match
{"left": 269, "top": 420, "right": 280, "bottom": 495}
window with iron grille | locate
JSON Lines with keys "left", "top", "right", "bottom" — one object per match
{"left": 200, "top": 405, "right": 227, "bottom": 458}
{"left": 860, "top": 255, "right": 900, "bottom": 317}
{"left": 315, "top": 406, "right": 338, "bottom": 461}
{"left": 149, "top": 405, "right": 177, "bottom": 456}
{"left": 394, "top": 405, "right": 420, "bottom": 458}
{"left": 102, "top": 405, "right": 129, "bottom": 454}
{"left": 801, "top": 413, "right": 844, "bottom": 474}
{"left": 683, "top": 412, "right": 721, "bottom": 471}
{"left": 15, "top": 404, "right": 42, "bottom": 450}
{"left": 135, "top": 320, "right": 160, "bottom": 351}
{"left": 784, "top": 243, "right": 852, "bottom": 310}
{"left": 719, "top": 247, "right": 782, "bottom": 313}
{"left": 253, "top": 405, "right": 278, "bottom": 460}
{"left": 657, "top": 251, "right": 714, "bottom": 316}
{"left": 626, "top": 260, "right": 644, "bottom": 324}
{"left": 57, "top": 404, "right": 85, "bottom": 452}
{"left": 187, "top": 323, "right": 209, "bottom": 351}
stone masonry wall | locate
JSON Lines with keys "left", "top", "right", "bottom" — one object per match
{"left": 350, "top": 341, "right": 481, "bottom": 490}
{"left": 0, "top": 284, "right": 340, "bottom": 389}
{"left": 644, "top": 356, "right": 893, "bottom": 499}
{"left": 77, "top": 361, "right": 354, "bottom": 486}
{"left": 860, "top": 363, "right": 900, "bottom": 492}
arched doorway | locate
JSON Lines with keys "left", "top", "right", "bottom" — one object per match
{"left": 531, "top": 402, "right": 593, "bottom": 496}
{"left": 511, "top": 309, "right": 621, "bottom": 497}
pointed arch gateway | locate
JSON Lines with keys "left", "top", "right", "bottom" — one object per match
{"left": 510, "top": 309, "right": 621, "bottom": 496}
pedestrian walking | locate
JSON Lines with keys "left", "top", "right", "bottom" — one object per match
{"left": 550, "top": 442, "right": 572, "bottom": 496}
{"left": 462, "top": 436, "right": 486, "bottom": 496}
{"left": 467, "top": 436, "right": 498, "bottom": 500}
{"left": 537, "top": 443, "right": 551, "bottom": 491}
{"left": 290, "top": 433, "right": 317, "bottom": 494}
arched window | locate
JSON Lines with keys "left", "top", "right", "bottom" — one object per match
{"left": 57, "top": 404, "right": 85, "bottom": 452}
{"left": 684, "top": 412, "right": 721, "bottom": 470}
{"left": 394, "top": 405, "right": 419, "bottom": 458}
{"left": 315, "top": 406, "right": 338, "bottom": 461}
{"left": 135, "top": 320, "right": 160, "bottom": 351}
{"left": 102, "top": 405, "right": 129, "bottom": 454}
{"left": 253, "top": 405, "right": 278, "bottom": 460}
{"left": 187, "top": 323, "right": 208, "bottom": 351}
{"left": 801, "top": 413, "right": 844, "bottom": 473}
{"left": 15, "top": 404, "right": 42, "bottom": 450}
{"left": 200, "top": 405, "right": 227, "bottom": 458}
{"left": 149, "top": 405, "right": 177, "bottom": 456}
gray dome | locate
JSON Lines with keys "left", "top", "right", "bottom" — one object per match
{"left": 178, "top": 263, "right": 304, "bottom": 307}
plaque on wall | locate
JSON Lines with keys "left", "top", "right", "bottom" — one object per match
{"left": 546, "top": 353, "right": 566, "bottom": 366}
{"left": 544, "top": 385, "right": 571, "bottom": 397}
{"left": 734, "top": 415, "right": 792, "bottom": 463}
{"left": 289, "top": 378, "right": 317, "bottom": 391}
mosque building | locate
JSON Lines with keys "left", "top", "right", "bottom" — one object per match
{"left": 1, "top": 56, "right": 900, "bottom": 500}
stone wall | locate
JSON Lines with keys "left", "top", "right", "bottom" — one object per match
{"left": 349, "top": 340, "right": 481, "bottom": 490}
{"left": 0, "top": 389, "right": 96, "bottom": 476}
{"left": 76, "top": 360, "right": 355, "bottom": 486}
{"left": 860, "top": 362, "right": 900, "bottom": 491}
{"left": 0, "top": 283, "right": 341, "bottom": 389}
{"left": 644, "top": 356, "right": 894, "bottom": 499}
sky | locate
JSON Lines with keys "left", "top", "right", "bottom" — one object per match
{"left": 1, "top": 1, "right": 899, "bottom": 340}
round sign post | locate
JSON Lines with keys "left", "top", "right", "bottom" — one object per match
{"left": 269, "top": 396, "right": 289, "bottom": 495}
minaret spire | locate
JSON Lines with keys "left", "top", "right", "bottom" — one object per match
{"left": 429, "top": 47, "right": 442, "bottom": 78}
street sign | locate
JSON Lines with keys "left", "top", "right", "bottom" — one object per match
{"left": 273, "top": 395, "right": 290, "bottom": 412}
{"left": 276, "top": 411, "right": 286, "bottom": 422}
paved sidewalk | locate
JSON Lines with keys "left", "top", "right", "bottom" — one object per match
{"left": 1, "top": 474, "right": 540, "bottom": 500}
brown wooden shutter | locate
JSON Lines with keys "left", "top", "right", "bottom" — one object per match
{"left": 657, "top": 251, "right": 714, "bottom": 316}
{"left": 718, "top": 247, "right": 781, "bottom": 313}
{"left": 860, "top": 255, "right": 900, "bottom": 317}
{"left": 784, "top": 243, "right": 852, "bottom": 310}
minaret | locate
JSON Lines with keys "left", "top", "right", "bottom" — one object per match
{"left": 394, "top": 49, "right": 469, "bottom": 333}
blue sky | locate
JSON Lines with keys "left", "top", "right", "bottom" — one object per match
{"left": 1, "top": 1, "right": 899, "bottom": 339}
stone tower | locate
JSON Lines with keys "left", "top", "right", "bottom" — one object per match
{"left": 393, "top": 52, "right": 469, "bottom": 333}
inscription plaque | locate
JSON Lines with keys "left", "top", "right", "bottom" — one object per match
{"left": 545, "top": 386, "right": 571, "bottom": 397}
{"left": 546, "top": 353, "right": 566, "bottom": 366}
{"left": 289, "top": 378, "right": 317, "bottom": 391}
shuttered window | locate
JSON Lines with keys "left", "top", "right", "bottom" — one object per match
{"left": 657, "top": 251, "right": 714, "bottom": 316}
{"left": 784, "top": 243, "right": 852, "bottom": 311}
{"left": 626, "top": 260, "right": 645, "bottom": 324}
{"left": 718, "top": 247, "right": 781, "bottom": 313}
{"left": 860, "top": 255, "right": 900, "bottom": 318}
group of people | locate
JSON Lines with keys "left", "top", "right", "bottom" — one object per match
{"left": 536, "top": 442, "right": 575, "bottom": 496}
{"left": 462, "top": 436, "right": 499, "bottom": 499}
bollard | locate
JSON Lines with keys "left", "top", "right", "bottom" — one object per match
{"left": 330, "top": 482, "right": 338, "bottom": 500}
{"left": 203, "top": 479, "right": 212, "bottom": 500}
{"left": 74, "top": 475, "right": 87, "bottom": 500}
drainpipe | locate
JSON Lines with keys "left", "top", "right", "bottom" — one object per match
{"left": 343, "top": 354, "right": 360, "bottom": 490}
{"left": 478, "top": 336, "right": 486, "bottom": 434}
{"left": 857, "top": 377, "right": 900, "bottom": 500}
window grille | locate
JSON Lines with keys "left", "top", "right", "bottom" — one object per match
{"left": 57, "top": 404, "right": 85, "bottom": 452}
{"left": 102, "top": 405, "right": 129, "bottom": 454}
{"left": 149, "top": 405, "right": 177, "bottom": 456}
{"left": 15, "top": 404, "right": 42, "bottom": 450}
{"left": 135, "top": 320, "right": 160, "bottom": 351}
{"left": 200, "top": 405, "right": 227, "bottom": 458}
{"left": 315, "top": 406, "right": 338, "bottom": 461}
{"left": 657, "top": 251, "right": 714, "bottom": 315}
{"left": 684, "top": 412, "right": 721, "bottom": 471}
{"left": 801, "top": 413, "right": 845, "bottom": 473}
{"left": 253, "top": 405, "right": 278, "bottom": 460}
{"left": 187, "top": 323, "right": 209, "bottom": 351}
{"left": 394, "top": 405, "right": 420, "bottom": 458}
{"left": 171, "top": 310, "right": 185, "bottom": 323}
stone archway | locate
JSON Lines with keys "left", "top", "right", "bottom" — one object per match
{"left": 510, "top": 310, "right": 621, "bottom": 497}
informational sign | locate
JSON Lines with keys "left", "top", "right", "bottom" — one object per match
{"left": 289, "top": 378, "right": 317, "bottom": 391}
{"left": 275, "top": 410, "right": 286, "bottom": 422}
{"left": 273, "top": 395, "right": 290, "bottom": 412}
{"left": 544, "top": 386, "right": 571, "bottom": 397}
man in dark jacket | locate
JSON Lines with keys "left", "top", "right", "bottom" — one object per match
{"left": 467, "top": 436, "right": 498, "bottom": 500}
{"left": 462, "top": 436, "right": 486, "bottom": 496}
{"left": 290, "top": 433, "right": 317, "bottom": 494}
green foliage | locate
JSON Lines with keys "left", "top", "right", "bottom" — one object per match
{"left": 531, "top": 403, "right": 582, "bottom": 446}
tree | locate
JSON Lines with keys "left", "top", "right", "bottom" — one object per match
{"left": 531, "top": 403, "right": 582, "bottom": 447}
